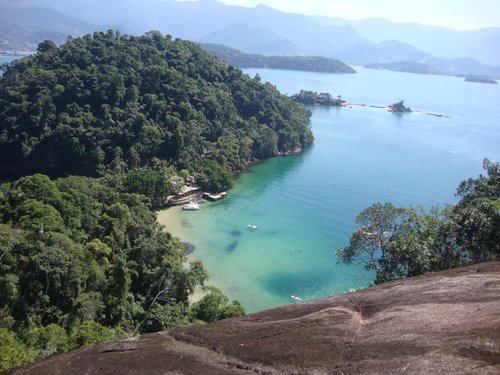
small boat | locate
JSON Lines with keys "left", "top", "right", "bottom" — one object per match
{"left": 246, "top": 224, "right": 257, "bottom": 230}
{"left": 182, "top": 202, "right": 200, "bottom": 211}
{"left": 291, "top": 295, "right": 302, "bottom": 301}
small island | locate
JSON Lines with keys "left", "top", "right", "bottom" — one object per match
{"left": 291, "top": 90, "right": 346, "bottom": 106}
{"left": 464, "top": 75, "right": 497, "bottom": 84}
{"left": 388, "top": 100, "right": 412, "bottom": 113}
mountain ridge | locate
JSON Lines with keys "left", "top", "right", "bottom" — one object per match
{"left": 1, "top": 0, "right": 499, "bottom": 77}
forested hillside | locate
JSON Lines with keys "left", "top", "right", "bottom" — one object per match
{"left": 0, "top": 174, "right": 244, "bottom": 370}
{"left": 0, "top": 31, "right": 313, "bottom": 180}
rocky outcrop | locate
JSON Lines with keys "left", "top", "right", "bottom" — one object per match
{"left": 6, "top": 262, "right": 500, "bottom": 374}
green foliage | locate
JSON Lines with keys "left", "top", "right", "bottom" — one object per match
{"left": 121, "top": 168, "right": 176, "bottom": 208}
{"left": 0, "top": 173, "right": 231, "bottom": 370}
{"left": 0, "top": 31, "right": 312, "bottom": 179}
{"left": 388, "top": 100, "right": 412, "bottom": 112}
{"left": 70, "top": 321, "right": 121, "bottom": 349}
{"left": 190, "top": 286, "right": 246, "bottom": 323}
{"left": 291, "top": 90, "right": 345, "bottom": 106}
{"left": 338, "top": 159, "right": 499, "bottom": 284}
{"left": 141, "top": 303, "right": 191, "bottom": 332}
{"left": 0, "top": 328, "right": 34, "bottom": 371}
{"left": 26, "top": 324, "right": 69, "bottom": 359}
{"left": 197, "top": 160, "right": 233, "bottom": 193}
{"left": 17, "top": 199, "right": 65, "bottom": 232}
{"left": 452, "top": 159, "right": 500, "bottom": 261}
{"left": 201, "top": 43, "right": 356, "bottom": 74}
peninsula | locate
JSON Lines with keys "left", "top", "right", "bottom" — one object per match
{"left": 0, "top": 32, "right": 313, "bottom": 182}
{"left": 365, "top": 61, "right": 443, "bottom": 75}
{"left": 201, "top": 43, "right": 356, "bottom": 74}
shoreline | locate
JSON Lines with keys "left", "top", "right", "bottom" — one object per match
{"left": 156, "top": 206, "right": 210, "bottom": 305}
{"left": 155, "top": 150, "right": 308, "bottom": 310}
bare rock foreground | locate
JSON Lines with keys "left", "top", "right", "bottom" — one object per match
{"left": 6, "top": 262, "right": 500, "bottom": 375}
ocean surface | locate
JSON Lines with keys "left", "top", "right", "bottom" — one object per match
{"left": 0, "top": 55, "right": 27, "bottom": 65}
{"left": 158, "top": 67, "right": 500, "bottom": 313}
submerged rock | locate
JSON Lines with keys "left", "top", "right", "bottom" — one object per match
{"left": 182, "top": 242, "right": 196, "bottom": 256}
{"left": 6, "top": 262, "right": 500, "bottom": 374}
{"left": 227, "top": 240, "right": 238, "bottom": 252}
{"left": 229, "top": 230, "right": 241, "bottom": 237}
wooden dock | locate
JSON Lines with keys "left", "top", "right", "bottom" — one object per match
{"left": 165, "top": 186, "right": 202, "bottom": 206}
{"left": 203, "top": 192, "right": 227, "bottom": 202}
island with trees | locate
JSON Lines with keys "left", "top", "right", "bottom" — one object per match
{"left": 291, "top": 90, "right": 345, "bottom": 106}
{"left": 388, "top": 100, "right": 412, "bottom": 113}
{"left": 201, "top": 43, "right": 356, "bottom": 74}
{"left": 464, "top": 74, "right": 497, "bottom": 84}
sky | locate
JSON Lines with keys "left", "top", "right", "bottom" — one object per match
{"left": 216, "top": 0, "right": 500, "bottom": 30}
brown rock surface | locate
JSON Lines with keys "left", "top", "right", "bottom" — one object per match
{"left": 6, "top": 262, "right": 500, "bottom": 375}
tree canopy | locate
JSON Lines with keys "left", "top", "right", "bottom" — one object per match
{"left": 0, "top": 31, "right": 313, "bottom": 179}
{"left": 0, "top": 174, "right": 245, "bottom": 370}
{"left": 337, "top": 159, "right": 500, "bottom": 284}
{"left": 291, "top": 90, "right": 345, "bottom": 106}
{"left": 388, "top": 100, "right": 412, "bottom": 113}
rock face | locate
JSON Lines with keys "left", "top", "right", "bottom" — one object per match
{"left": 6, "top": 262, "right": 500, "bottom": 375}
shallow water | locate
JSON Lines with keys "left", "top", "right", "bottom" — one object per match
{"left": 161, "top": 66, "right": 500, "bottom": 313}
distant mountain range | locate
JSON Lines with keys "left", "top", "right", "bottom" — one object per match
{"left": 1, "top": 0, "right": 499, "bottom": 78}
{"left": 0, "top": 0, "right": 118, "bottom": 51}
{"left": 315, "top": 16, "right": 500, "bottom": 67}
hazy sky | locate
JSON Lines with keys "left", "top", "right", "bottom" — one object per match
{"left": 216, "top": 0, "right": 500, "bottom": 30}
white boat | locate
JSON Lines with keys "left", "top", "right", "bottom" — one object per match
{"left": 291, "top": 295, "right": 302, "bottom": 301}
{"left": 246, "top": 224, "right": 257, "bottom": 230}
{"left": 182, "top": 202, "right": 200, "bottom": 211}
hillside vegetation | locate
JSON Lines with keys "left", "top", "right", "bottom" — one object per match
{"left": 0, "top": 31, "right": 313, "bottom": 180}
{"left": 0, "top": 174, "right": 245, "bottom": 370}
{"left": 338, "top": 159, "right": 500, "bottom": 284}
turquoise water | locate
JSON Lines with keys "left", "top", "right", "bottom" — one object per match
{"left": 0, "top": 55, "right": 22, "bottom": 64}
{"left": 0, "top": 55, "right": 26, "bottom": 75}
{"left": 159, "top": 67, "right": 500, "bottom": 313}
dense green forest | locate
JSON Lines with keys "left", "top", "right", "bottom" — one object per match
{"left": 0, "top": 31, "right": 313, "bottom": 183}
{"left": 337, "top": 159, "right": 500, "bottom": 284}
{"left": 201, "top": 43, "right": 356, "bottom": 74}
{"left": 291, "top": 90, "right": 346, "bottom": 106}
{"left": 0, "top": 174, "right": 244, "bottom": 370}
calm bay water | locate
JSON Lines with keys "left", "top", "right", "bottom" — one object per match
{"left": 0, "top": 55, "right": 26, "bottom": 66}
{"left": 158, "top": 67, "right": 499, "bottom": 313}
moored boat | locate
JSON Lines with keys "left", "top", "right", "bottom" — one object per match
{"left": 182, "top": 202, "right": 200, "bottom": 211}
